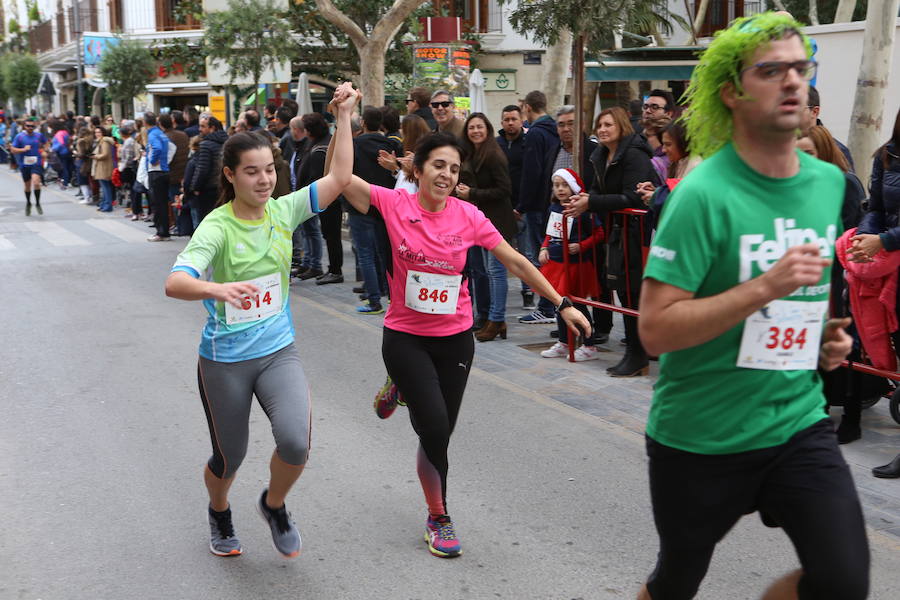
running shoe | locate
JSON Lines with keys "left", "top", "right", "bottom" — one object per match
{"left": 147, "top": 235, "right": 171, "bottom": 242}
{"left": 573, "top": 345, "right": 601, "bottom": 362}
{"left": 25, "top": 204, "right": 31, "bottom": 217}
{"left": 256, "top": 489, "right": 302, "bottom": 558}
{"left": 356, "top": 303, "right": 385, "bottom": 315}
{"left": 540, "top": 341, "right": 569, "bottom": 358}
{"left": 518, "top": 309, "right": 555, "bottom": 324}
{"left": 35, "top": 204, "right": 43, "bottom": 215}
{"left": 208, "top": 506, "right": 242, "bottom": 557}
{"left": 374, "top": 376, "right": 403, "bottom": 419}
{"left": 424, "top": 514, "right": 461, "bottom": 558}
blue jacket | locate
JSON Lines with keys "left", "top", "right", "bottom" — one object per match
{"left": 859, "top": 143, "right": 900, "bottom": 250}
{"left": 517, "top": 115, "right": 559, "bottom": 213}
{"left": 147, "top": 126, "right": 170, "bottom": 172}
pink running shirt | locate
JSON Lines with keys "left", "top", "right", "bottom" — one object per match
{"left": 370, "top": 185, "right": 503, "bottom": 337}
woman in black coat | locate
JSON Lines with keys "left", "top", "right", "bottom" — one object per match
{"left": 566, "top": 106, "right": 657, "bottom": 376}
{"left": 457, "top": 113, "right": 516, "bottom": 341}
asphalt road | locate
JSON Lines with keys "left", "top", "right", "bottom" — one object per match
{"left": 3, "top": 173, "right": 900, "bottom": 600}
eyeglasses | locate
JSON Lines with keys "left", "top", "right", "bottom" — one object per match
{"left": 642, "top": 103, "right": 665, "bottom": 112}
{"left": 741, "top": 60, "right": 818, "bottom": 82}
{"left": 431, "top": 101, "right": 452, "bottom": 109}
{"left": 405, "top": 98, "right": 414, "bottom": 103}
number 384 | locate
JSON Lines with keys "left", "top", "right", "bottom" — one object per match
{"left": 418, "top": 288, "right": 449, "bottom": 303}
{"left": 765, "top": 327, "right": 807, "bottom": 350}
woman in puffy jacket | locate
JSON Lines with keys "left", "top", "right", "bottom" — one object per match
{"left": 565, "top": 106, "right": 657, "bottom": 377}
{"left": 848, "top": 108, "right": 900, "bottom": 475}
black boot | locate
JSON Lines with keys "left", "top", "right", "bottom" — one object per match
{"left": 609, "top": 348, "right": 649, "bottom": 377}
{"left": 836, "top": 417, "right": 861, "bottom": 444}
{"left": 872, "top": 454, "right": 900, "bottom": 478}
{"left": 609, "top": 315, "right": 648, "bottom": 377}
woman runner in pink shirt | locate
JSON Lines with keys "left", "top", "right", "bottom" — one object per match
{"left": 335, "top": 131, "right": 590, "bottom": 558}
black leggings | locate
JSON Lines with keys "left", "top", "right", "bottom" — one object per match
{"left": 382, "top": 327, "right": 474, "bottom": 516}
{"left": 645, "top": 419, "right": 869, "bottom": 600}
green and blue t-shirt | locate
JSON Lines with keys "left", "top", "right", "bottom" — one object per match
{"left": 171, "top": 184, "right": 319, "bottom": 362}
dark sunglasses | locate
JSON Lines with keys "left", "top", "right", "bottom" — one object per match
{"left": 431, "top": 101, "right": 452, "bottom": 108}
{"left": 405, "top": 98, "right": 414, "bottom": 103}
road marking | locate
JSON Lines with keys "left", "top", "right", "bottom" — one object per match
{"left": 84, "top": 218, "right": 148, "bottom": 243}
{"left": 0, "top": 235, "right": 13, "bottom": 250}
{"left": 23, "top": 221, "right": 90, "bottom": 246}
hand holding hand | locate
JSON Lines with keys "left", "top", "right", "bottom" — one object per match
{"left": 847, "top": 234, "right": 883, "bottom": 263}
{"left": 819, "top": 317, "right": 852, "bottom": 371}
{"left": 760, "top": 243, "right": 830, "bottom": 299}
{"left": 212, "top": 282, "right": 262, "bottom": 310}
{"left": 563, "top": 193, "right": 589, "bottom": 218}
{"left": 636, "top": 181, "right": 655, "bottom": 205}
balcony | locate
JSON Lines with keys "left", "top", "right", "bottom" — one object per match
{"left": 29, "top": 20, "right": 55, "bottom": 54}
{"left": 695, "top": 0, "right": 763, "bottom": 38}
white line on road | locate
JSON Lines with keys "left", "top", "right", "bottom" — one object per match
{"left": 23, "top": 221, "right": 90, "bottom": 246}
{"left": 84, "top": 218, "right": 148, "bottom": 243}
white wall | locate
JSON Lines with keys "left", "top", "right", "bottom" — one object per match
{"left": 805, "top": 19, "right": 900, "bottom": 150}
{"left": 123, "top": 0, "right": 157, "bottom": 33}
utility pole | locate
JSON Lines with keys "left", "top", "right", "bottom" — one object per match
{"left": 72, "top": 0, "right": 85, "bottom": 115}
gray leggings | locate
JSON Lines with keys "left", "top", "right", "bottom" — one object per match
{"left": 198, "top": 344, "right": 311, "bottom": 479}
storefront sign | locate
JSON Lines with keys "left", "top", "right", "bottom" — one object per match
{"left": 412, "top": 44, "right": 470, "bottom": 97}
{"left": 209, "top": 95, "right": 227, "bottom": 123}
{"left": 482, "top": 71, "right": 516, "bottom": 92}
{"left": 83, "top": 35, "right": 119, "bottom": 66}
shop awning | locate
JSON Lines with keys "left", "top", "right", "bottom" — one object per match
{"left": 586, "top": 61, "right": 696, "bottom": 82}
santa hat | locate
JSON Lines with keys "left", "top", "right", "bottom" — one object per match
{"left": 552, "top": 168, "right": 584, "bottom": 194}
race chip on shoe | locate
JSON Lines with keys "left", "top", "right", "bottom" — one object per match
{"left": 737, "top": 300, "right": 828, "bottom": 371}
{"left": 224, "top": 272, "right": 282, "bottom": 325}
{"left": 405, "top": 270, "right": 461, "bottom": 315}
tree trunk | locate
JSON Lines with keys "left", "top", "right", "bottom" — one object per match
{"left": 771, "top": 0, "right": 787, "bottom": 10}
{"left": 541, "top": 28, "right": 572, "bottom": 113}
{"left": 833, "top": 0, "right": 857, "bottom": 23}
{"left": 692, "top": 0, "right": 710, "bottom": 39}
{"left": 847, "top": 0, "right": 900, "bottom": 187}
{"left": 359, "top": 41, "right": 387, "bottom": 109}
{"left": 572, "top": 33, "right": 585, "bottom": 179}
{"left": 808, "top": 0, "right": 820, "bottom": 25}
{"left": 316, "top": 0, "right": 427, "bottom": 106}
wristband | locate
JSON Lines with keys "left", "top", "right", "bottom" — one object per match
{"left": 557, "top": 296, "right": 573, "bottom": 312}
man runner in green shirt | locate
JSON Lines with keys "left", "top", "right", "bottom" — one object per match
{"left": 636, "top": 12, "right": 867, "bottom": 600}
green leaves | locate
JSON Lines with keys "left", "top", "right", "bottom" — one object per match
{"left": 202, "top": 0, "right": 295, "bottom": 89}
{"left": 2, "top": 53, "right": 42, "bottom": 104}
{"left": 97, "top": 38, "right": 156, "bottom": 102}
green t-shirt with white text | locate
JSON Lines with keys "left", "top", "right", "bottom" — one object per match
{"left": 643, "top": 143, "right": 843, "bottom": 454}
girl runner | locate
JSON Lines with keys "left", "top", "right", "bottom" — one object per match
{"left": 336, "top": 132, "right": 590, "bottom": 558}
{"left": 164, "top": 82, "right": 359, "bottom": 558}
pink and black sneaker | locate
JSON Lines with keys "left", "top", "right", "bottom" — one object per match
{"left": 374, "top": 377, "right": 403, "bottom": 419}
{"left": 424, "top": 514, "right": 462, "bottom": 558}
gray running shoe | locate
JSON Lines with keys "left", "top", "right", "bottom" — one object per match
{"left": 208, "top": 506, "right": 242, "bottom": 556}
{"left": 256, "top": 489, "right": 302, "bottom": 558}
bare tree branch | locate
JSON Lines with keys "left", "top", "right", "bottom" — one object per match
{"left": 833, "top": 0, "right": 857, "bottom": 23}
{"left": 314, "top": 0, "right": 368, "bottom": 49}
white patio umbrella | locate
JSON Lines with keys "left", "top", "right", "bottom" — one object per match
{"left": 296, "top": 72, "right": 313, "bottom": 115}
{"left": 468, "top": 68, "right": 486, "bottom": 114}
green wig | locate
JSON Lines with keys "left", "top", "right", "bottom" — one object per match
{"left": 681, "top": 12, "right": 813, "bottom": 158}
